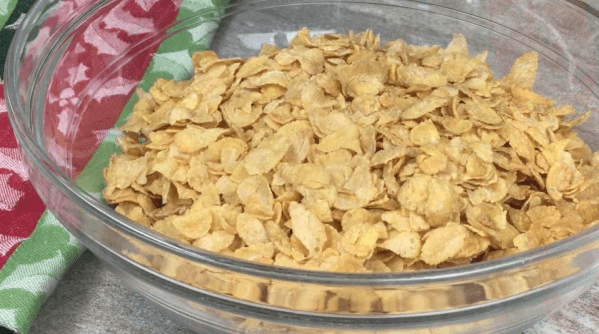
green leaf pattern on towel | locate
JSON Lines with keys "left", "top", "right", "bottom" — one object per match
{"left": 0, "top": 212, "right": 84, "bottom": 332}
{"left": 0, "top": 0, "right": 18, "bottom": 30}
{"left": 149, "top": 50, "right": 194, "bottom": 81}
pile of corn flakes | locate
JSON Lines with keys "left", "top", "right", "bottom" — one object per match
{"left": 103, "top": 29, "right": 599, "bottom": 273}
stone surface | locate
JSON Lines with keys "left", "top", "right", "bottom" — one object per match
{"left": 29, "top": 251, "right": 193, "bottom": 334}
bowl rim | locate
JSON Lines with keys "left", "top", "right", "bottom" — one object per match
{"left": 5, "top": 0, "right": 599, "bottom": 286}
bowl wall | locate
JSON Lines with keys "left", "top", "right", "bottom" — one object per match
{"left": 6, "top": 0, "right": 599, "bottom": 333}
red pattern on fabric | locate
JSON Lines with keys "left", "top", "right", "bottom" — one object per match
{"left": 0, "top": 83, "right": 46, "bottom": 268}
{"left": 0, "top": 0, "right": 182, "bottom": 269}
{"left": 43, "top": 0, "right": 180, "bottom": 176}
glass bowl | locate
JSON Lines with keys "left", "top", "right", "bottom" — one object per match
{"left": 6, "top": 0, "right": 599, "bottom": 333}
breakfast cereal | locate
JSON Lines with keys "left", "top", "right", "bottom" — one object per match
{"left": 103, "top": 28, "right": 599, "bottom": 273}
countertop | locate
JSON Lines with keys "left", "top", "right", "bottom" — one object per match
{"left": 27, "top": 0, "right": 599, "bottom": 333}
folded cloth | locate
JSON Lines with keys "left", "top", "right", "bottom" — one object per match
{"left": 0, "top": 1, "right": 226, "bottom": 333}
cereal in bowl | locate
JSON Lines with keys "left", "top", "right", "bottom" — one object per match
{"left": 103, "top": 29, "right": 599, "bottom": 272}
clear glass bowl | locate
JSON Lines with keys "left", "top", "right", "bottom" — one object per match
{"left": 6, "top": 0, "right": 599, "bottom": 333}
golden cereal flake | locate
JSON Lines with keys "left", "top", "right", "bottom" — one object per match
{"left": 420, "top": 224, "right": 469, "bottom": 265}
{"left": 288, "top": 202, "right": 327, "bottom": 258}
{"left": 380, "top": 231, "right": 422, "bottom": 258}
{"left": 236, "top": 213, "right": 269, "bottom": 245}
{"left": 192, "top": 230, "right": 236, "bottom": 252}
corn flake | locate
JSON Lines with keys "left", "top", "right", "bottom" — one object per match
{"left": 289, "top": 202, "right": 327, "bottom": 258}
{"left": 420, "top": 223, "right": 469, "bottom": 265}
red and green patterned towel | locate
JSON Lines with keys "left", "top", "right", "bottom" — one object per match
{"left": 0, "top": 1, "right": 227, "bottom": 333}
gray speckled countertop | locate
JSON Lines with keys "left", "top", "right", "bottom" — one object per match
{"left": 28, "top": 0, "right": 599, "bottom": 333}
